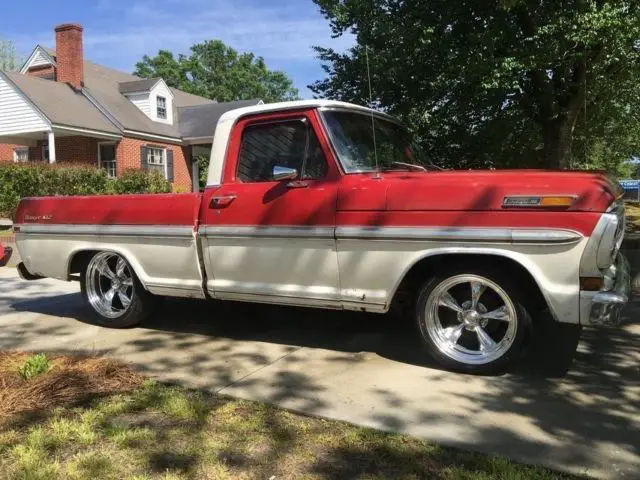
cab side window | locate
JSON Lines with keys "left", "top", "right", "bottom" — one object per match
{"left": 236, "top": 119, "right": 328, "bottom": 182}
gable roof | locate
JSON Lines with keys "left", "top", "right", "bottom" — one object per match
{"left": 118, "top": 78, "right": 163, "bottom": 94}
{"left": 11, "top": 45, "right": 275, "bottom": 143}
{"left": 81, "top": 60, "right": 186, "bottom": 139}
{"left": 179, "top": 99, "right": 264, "bottom": 140}
{"left": 4, "top": 71, "right": 121, "bottom": 135}
{"left": 20, "top": 46, "right": 216, "bottom": 141}
{"left": 20, "top": 45, "right": 57, "bottom": 74}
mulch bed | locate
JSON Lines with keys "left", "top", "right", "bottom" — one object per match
{"left": 0, "top": 352, "right": 144, "bottom": 422}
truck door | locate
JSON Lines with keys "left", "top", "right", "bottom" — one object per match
{"left": 200, "top": 109, "right": 341, "bottom": 308}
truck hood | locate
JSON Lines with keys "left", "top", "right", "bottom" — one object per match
{"left": 337, "top": 170, "right": 621, "bottom": 212}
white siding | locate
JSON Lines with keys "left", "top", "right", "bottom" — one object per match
{"left": 0, "top": 75, "right": 49, "bottom": 135}
{"left": 127, "top": 92, "right": 152, "bottom": 118}
{"left": 150, "top": 81, "right": 174, "bottom": 125}
{"left": 30, "top": 49, "right": 53, "bottom": 68}
{"left": 21, "top": 46, "right": 55, "bottom": 73}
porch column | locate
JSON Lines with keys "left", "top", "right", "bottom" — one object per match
{"left": 47, "top": 131, "right": 56, "bottom": 163}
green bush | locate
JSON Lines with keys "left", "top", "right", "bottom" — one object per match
{"left": 18, "top": 353, "right": 51, "bottom": 380}
{"left": 0, "top": 163, "right": 172, "bottom": 219}
{"left": 110, "top": 169, "right": 172, "bottom": 195}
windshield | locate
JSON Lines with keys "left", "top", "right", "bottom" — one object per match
{"left": 321, "top": 110, "right": 425, "bottom": 173}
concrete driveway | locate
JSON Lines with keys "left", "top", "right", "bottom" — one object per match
{"left": 0, "top": 267, "right": 638, "bottom": 479}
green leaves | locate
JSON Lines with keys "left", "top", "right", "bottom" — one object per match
{"left": 134, "top": 40, "right": 300, "bottom": 103}
{"left": 0, "top": 164, "right": 171, "bottom": 220}
{"left": 18, "top": 354, "right": 50, "bottom": 380}
{"left": 310, "top": 0, "right": 640, "bottom": 170}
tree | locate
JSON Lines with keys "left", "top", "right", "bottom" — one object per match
{"left": 310, "top": 1, "right": 640, "bottom": 170}
{"left": 134, "top": 40, "right": 299, "bottom": 103}
{"left": 0, "top": 37, "right": 21, "bottom": 72}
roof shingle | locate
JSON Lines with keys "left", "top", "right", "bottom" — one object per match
{"left": 8, "top": 46, "right": 266, "bottom": 142}
{"left": 179, "top": 100, "right": 263, "bottom": 139}
{"left": 4, "top": 71, "right": 121, "bottom": 135}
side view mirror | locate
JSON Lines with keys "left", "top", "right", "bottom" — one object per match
{"left": 273, "top": 166, "right": 298, "bottom": 181}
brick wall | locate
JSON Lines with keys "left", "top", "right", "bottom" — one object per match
{"left": 25, "top": 66, "right": 56, "bottom": 79}
{"left": 53, "top": 136, "right": 100, "bottom": 164}
{"left": 117, "top": 137, "right": 192, "bottom": 192}
{"left": 1, "top": 137, "right": 99, "bottom": 164}
{"left": 1, "top": 136, "right": 193, "bottom": 191}
{"left": 0, "top": 143, "right": 20, "bottom": 162}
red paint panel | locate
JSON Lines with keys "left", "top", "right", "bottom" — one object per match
{"left": 338, "top": 170, "right": 617, "bottom": 213}
{"left": 15, "top": 194, "right": 202, "bottom": 226}
{"left": 202, "top": 109, "right": 341, "bottom": 227}
{"left": 337, "top": 211, "right": 601, "bottom": 237}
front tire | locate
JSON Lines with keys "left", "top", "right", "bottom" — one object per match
{"left": 416, "top": 267, "right": 529, "bottom": 374}
{"left": 80, "top": 251, "right": 155, "bottom": 328}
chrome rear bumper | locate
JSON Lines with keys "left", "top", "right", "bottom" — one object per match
{"left": 581, "top": 254, "right": 631, "bottom": 327}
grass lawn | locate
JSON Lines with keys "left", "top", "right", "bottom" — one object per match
{"left": 0, "top": 352, "right": 579, "bottom": 480}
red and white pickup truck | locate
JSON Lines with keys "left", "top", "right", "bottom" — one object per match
{"left": 14, "top": 100, "right": 631, "bottom": 374}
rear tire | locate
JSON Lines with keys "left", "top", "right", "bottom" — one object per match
{"left": 416, "top": 266, "right": 530, "bottom": 375}
{"left": 80, "top": 251, "right": 155, "bottom": 328}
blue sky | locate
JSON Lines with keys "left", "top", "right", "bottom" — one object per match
{"left": 0, "top": 0, "right": 353, "bottom": 98}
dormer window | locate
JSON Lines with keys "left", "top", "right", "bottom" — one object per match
{"left": 157, "top": 96, "right": 167, "bottom": 120}
{"left": 119, "top": 78, "right": 173, "bottom": 124}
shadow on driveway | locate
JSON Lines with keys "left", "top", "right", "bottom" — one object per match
{"left": 5, "top": 285, "right": 640, "bottom": 478}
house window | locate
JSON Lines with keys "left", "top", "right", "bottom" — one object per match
{"left": 99, "top": 142, "right": 117, "bottom": 178}
{"left": 147, "top": 147, "right": 166, "bottom": 177}
{"left": 157, "top": 96, "right": 167, "bottom": 120}
{"left": 13, "top": 147, "right": 29, "bottom": 163}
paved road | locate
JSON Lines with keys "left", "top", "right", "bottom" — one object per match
{"left": 0, "top": 267, "right": 638, "bottom": 479}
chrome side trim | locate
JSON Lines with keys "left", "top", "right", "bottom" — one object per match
{"left": 17, "top": 223, "right": 582, "bottom": 244}
{"left": 336, "top": 227, "right": 582, "bottom": 244}
{"left": 15, "top": 224, "right": 194, "bottom": 238}
{"left": 200, "top": 225, "right": 335, "bottom": 239}
{"left": 212, "top": 290, "right": 343, "bottom": 310}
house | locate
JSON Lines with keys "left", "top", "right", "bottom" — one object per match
{"left": 0, "top": 23, "right": 263, "bottom": 192}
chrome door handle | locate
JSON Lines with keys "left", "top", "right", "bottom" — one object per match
{"left": 210, "top": 195, "right": 237, "bottom": 208}
{"left": 286, "top": 180, "right": 310, "bottom": 189}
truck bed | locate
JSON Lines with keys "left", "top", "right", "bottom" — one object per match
{"left": 14, "top": 193, "right": 206, "bottom": 299}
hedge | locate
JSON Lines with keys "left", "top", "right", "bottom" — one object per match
{"left": 0, "top": 163, "right": 172, "bottom": 220}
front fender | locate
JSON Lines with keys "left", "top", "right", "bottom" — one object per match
{"left": 337, "top": 239, "right": 589, "bottom": 324}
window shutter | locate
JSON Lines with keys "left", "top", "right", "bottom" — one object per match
{"left": 140, "top": 146, "right": 148, "bottom": 169}
{"left": 166, "top": 149, "right": 174, "bottom": 182}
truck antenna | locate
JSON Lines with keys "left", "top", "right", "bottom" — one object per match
{"left": 365, "top": 46, "right": 380, "bottom": 178}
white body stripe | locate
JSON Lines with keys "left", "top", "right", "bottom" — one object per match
{"left": 17, "top": 224, "right": 588, "bottom": 323}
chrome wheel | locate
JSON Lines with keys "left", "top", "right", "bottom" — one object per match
{"left": 85, "top": 252, "right": 134, "bottom": 319}
{"left": 422, "top": 274, "right": 517, "bottom": 365}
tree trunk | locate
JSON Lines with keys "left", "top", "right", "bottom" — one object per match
{"left": 542, "top": 118, "right": 573, "bottom": 170}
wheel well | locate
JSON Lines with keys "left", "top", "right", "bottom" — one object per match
{"left": 390, "top": 253, "right": 547, "bottom": 316}
{"left": 68, "top": 250, "right": 100, "bottom": 279}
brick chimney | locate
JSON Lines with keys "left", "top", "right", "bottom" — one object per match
{"left": 54, "top": 23, "right": 84, "bottom": 90}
